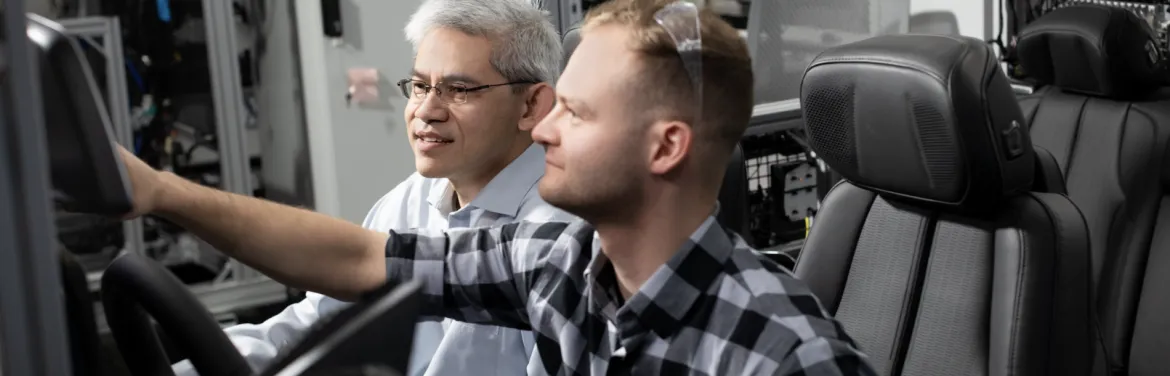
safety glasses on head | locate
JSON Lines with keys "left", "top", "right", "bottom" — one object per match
{"left": 653, "top": 1, "right": 704, "bottom": 117}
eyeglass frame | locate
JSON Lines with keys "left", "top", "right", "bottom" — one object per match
{"left": 395, "top": 78, "right": 536, "bottom": 104}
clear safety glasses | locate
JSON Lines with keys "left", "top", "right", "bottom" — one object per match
{"left": 653, "top": 1, "right": 704, "bottom": 116}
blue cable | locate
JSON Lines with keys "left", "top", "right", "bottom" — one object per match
{"left": 125, "top": 60, "right": 145, "bottom": 92}
{"left": 156, "top": 0, "right": 173, "bottom": 23}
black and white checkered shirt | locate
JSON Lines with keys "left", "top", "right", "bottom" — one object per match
{"left": 384, "top": 215, "right": 875, "bottom": 375}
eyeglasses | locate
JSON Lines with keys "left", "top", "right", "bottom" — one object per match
{"left": 654, "top": 1, "right": 704, "bottom": 116}
{"left": 395, "top": 79, "right": 535, "bottom": 104}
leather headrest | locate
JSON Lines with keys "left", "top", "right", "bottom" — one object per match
{"left": 801, "top": 34, "right": 1034, "bottom": 209}
{"left": 1017, "top": 5, "right": 1164, "bottom": 98}
{"left": 562, "top": 22, "right": 582, "bottom": 71}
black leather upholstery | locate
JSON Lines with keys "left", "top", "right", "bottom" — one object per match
{"left": 61, "top": 250, "right": 102, "bottom": 376}
{"left": 1019, "top": 87, "right": 1170, "bottom": 375}
{"left": 802, "top": 34, "right": 1034, "bottom": 211}
{"left": 796, "top": 34, "right": 1093, "bottom": 375}
{"left": 1015, "top": 7, "right": 1170, "bottom": 375}
{"left": 1129, "top": 201, "right": 1170, "bottom": 376}
{"left": 1017, "top": 5, "right": 1165, "bottom": 99}
{"left": 1032, "top": 146, "right": 1067, "bottom": 195}
{"left": 717, "top": 144, "right": 753, "bottom": 243}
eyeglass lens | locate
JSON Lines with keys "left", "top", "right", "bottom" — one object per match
{"left": 398, "top": 80, "right": 471, "bottom": 104}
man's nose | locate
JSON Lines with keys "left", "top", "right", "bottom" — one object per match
{"left": 531, "top": 111, "right": 557, "bottom": 145}
{"left": 413, "top": 92, "right": 449, "bottom": 123}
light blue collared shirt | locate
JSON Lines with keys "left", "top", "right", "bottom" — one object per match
{"left": 172, "top": 144, "right": 575, "bottom": 376}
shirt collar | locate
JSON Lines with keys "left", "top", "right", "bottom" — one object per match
{"left": 585, "top": 215, "right": 735, "bottom": 342}
{"left": 425, "top": 144, "right": 546, "bottom": 217}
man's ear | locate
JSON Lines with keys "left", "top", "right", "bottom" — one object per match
{"left": 519, "top": 83, "right": 556, "bottom": 132}
{"left": 646, "top": 121, "right": 693, "bottom": 175}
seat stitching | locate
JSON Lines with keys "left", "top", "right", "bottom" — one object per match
{"left": 1011, "top": 226, "right": 1027, "bottom": 372}
{"left": 1065, "top": 95, "right": 1090, "bottom": 178}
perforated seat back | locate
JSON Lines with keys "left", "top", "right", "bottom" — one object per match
{"left": 796, "top": 34, "right": 1093, "bottom": 375}
{"left": 1015, "top": 5, "right": 1170, "bottom": 374}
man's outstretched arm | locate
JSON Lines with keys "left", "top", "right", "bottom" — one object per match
{"left": 384, "top": 221, "right": 573, "bottom": 328}
{"left": 120, "top": 147, "right": 387, "bottom": 300}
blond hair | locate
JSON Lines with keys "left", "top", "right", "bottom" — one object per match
{"left": 583, "top": 0, "right": 754, "bottom": 156}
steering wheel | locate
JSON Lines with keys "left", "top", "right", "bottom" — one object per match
{"left": 101, "top": 252, "right": 253, "bottom": 376}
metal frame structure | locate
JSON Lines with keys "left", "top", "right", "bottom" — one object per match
{"left": 205, "top": 0, "right": 253, "bottom": 200}
{"left": 203, "top": 0, "right": 267, "bottom": 283}
{"left": 746, "top": 99, "right": 802, "bottom": 136}
{"left": 0, "top": 2, "right": 74, "bottom": 375}
{"left": 542, "top": 0, "right": 586, "bottom": 38}
{"left": 59, "top": 11, "right": 286, "bottom": 325}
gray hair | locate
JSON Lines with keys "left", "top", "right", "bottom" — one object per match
{"left": 404, "top": 0, "right": 563, "bottom": 86}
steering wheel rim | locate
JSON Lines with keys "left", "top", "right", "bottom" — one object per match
{"left": 101, "top": 252, "right": 253, "bottom": 376}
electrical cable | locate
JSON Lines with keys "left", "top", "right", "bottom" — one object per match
{"left": 125, "top": 60, "right": 146, "bottom": 92}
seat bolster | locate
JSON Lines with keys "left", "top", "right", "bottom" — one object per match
{"left": 991, "top": 193, "right": 1093, "bottom": 375}
{"left": 1017, "top": 93, "right": 1042, "bottom": 118}
{"left": 1128, "top": 198, "right": 1170, "bottom": 375}
{"left": 1032, "top": 146, "right": 1067, "bottom": 195}
{"left": 717, "top": 144, "right": 752, "bottom": 244}
{"left": 795, "top": 182, "right": 876, "bottom": 313}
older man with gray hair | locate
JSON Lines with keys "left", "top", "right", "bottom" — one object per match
{"left": 171, "top": 0, "right": 569, "bottom": 375}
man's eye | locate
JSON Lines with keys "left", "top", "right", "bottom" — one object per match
{"left": 411, "top": 82, "right": 428, "bottom": 90}
{"left": 449, "top": 86, "right": 470, "bottom": 94}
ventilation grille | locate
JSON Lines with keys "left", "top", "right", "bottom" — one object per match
{"left": 909, "top": 94, "right": 959, "bottom": 190}
{"left": 804, "top": 79, "right": 858, "bottom": 173}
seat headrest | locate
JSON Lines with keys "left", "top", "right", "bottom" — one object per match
{"left": 562, "top": 22, "right": 582, "bottom": 72}
{"left": 801, "top": 34, "right": 1034, "bottom": 209}
{"left": 1017, "top": 5, "right": 1164, "bottom": 98}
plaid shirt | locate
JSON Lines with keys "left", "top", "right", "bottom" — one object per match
{"left": 384, "top": 215, "right": 875, "bottom": 375}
